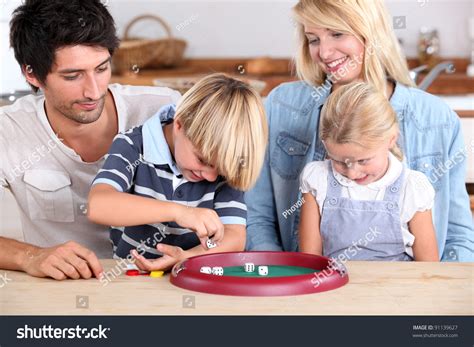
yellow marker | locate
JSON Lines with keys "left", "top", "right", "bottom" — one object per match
{"left": 149, "top": 271, "right": 164, "bottom": 278}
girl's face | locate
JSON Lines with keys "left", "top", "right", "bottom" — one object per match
{"left": 304, "top": 26, "right": 365, "bottom": 88}
{"left": 324, "top": 137, "right": 396, "bottom": 185}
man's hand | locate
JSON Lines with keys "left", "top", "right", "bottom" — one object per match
{"left": 21, "top": 241, "right": 103, "bottom": 280}
{"left": 131, "top": 244, "right": 186, "bottom": 271}
{"left": 174, "top": 206, "right": 224, "bottom": 249}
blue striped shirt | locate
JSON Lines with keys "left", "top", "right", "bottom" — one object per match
{"left": 92, "top": 105, "right": 247, "bottom": 258}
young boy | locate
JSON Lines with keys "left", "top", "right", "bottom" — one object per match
{"left": 88, "top": 73, "right": 268, "bottom": 271}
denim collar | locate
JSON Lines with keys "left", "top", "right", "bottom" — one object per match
{"left": 389, "top": 82, "right": 410, "bottom": 116}
{"left": 142, "top": 104, "right": 181, "bottom": 176}
{"left": 306, "top": 78, "right": 332, "bottom": 110}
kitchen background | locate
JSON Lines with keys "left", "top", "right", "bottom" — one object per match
{"left": 1, "top": 0, "right": 473, "bottom": 240}
{"left": 1, "top": 0, "right": 474, "bottom": 92}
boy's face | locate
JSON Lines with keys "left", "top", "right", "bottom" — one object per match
{"left": 172, "top": 120, "right": 219, "bottom": 183}
{"left": 25, "top": 45, "right": 112, "bottom": 124}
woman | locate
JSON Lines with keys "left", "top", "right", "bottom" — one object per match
{"left": 245, "top": 0, "right": 473, "bottom": 261}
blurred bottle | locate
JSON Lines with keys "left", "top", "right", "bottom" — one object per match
{"left": 418, "top": 27, "right": 440, "bottom": 69}
{"left": 467, "top": 17, "right": 474, "bottom": 77}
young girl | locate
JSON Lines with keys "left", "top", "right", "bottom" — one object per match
{"left": 299, "top": 82, "right": 439, "bottom": 261}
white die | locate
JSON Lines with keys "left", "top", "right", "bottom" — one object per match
{"left": 258, "top": 266, "right": 268, "bottom": 276}
{"left": 206, "top": 239, "right": 217, "bottom": 249}
{"left": 200, "top": 266, "right": 212, "bottom": 274}
{"left": 212, "top": 267, "right": 224, "bottom": 276}
{"left": 244, "top": 263, "right": 255, "bottom": 272}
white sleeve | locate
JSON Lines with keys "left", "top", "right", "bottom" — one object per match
{"left": 0, "top": 171, "right": 6, "bottom": 187}
{"left": 299, "top": 161, "right": 329, "bottom": 212}
{"left": 0, "top": 125, "right": 7, "bottom": 188}
{"left": 0, "top": 150, "right": 6, "bottom": 188}
{"left": 400, "top": 169, "right": 436, "bottom": 223}
{"left": 0, "top": 131, "right": 7, "bottom": 200}
{"left": 299, "top": 162, "right": 314, "bottom": 194}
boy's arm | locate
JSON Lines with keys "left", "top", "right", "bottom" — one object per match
{"left": 131, "top": 182, "right": 247, "bottom": 271}
{"left": 88, "top": 184, "right": 181, "bottom": 227}
{"left": 409, "top": 210, "right": 439, "bottom": 261}
{"left": 88, "top": 184, "right": 224, "bottom": 247}
{"left": 298, "top": 193, "right": 323, "bottom": 255}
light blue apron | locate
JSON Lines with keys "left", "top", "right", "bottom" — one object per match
{"left": 320, "top": 161, "right": 412, "bottom": 261}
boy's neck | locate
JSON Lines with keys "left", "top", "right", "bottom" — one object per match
{"left": 163, "top": 122, "right": 175, "bottom": 154}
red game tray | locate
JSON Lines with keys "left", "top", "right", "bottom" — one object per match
{"left": 170, "top": 251, "right": 349, "bottom": 296}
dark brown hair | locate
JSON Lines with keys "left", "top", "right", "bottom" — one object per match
{"left": 10, "top": 0, "right": 120, "bottom": 92}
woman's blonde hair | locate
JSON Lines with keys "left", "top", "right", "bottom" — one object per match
{"left": 320, "top": 82, "right": 403, "bottom": 160}
{"left": 174, "top": 73, "right": 268, "bottom": 191}
{"left": 293, "top": 0, "right": 415, "bottom": 96}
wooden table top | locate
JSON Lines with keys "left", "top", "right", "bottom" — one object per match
{"left": 0, "top": 260, "right": 472, "bottom": 315}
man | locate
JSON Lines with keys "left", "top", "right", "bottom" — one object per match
{"left": 0, "top": 0, "right": 180, "bottom": 280}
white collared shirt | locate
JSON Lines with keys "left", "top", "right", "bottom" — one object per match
{"left": 0, "top": 84, "right": 181, "bottom": 257}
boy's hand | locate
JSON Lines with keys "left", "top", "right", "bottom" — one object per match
{"left": 174, "top": 206, "right": 224, "bottom": 249}
{"left": 131, "top": 244, "right": 186, "bottom": 271}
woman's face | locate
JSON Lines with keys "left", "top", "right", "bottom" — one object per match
{"left": 304, "top": 26, "right": 365, "bottom": 88}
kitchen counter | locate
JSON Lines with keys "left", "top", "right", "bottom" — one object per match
{"left": 111, "top": 57, "right": 474, "bottom": 100}
{"left": 0, "top": 260, "right": 472, "bottom": 315}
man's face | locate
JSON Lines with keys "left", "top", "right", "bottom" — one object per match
{"left": 30, "top": 45, "right": 112, "bottom": 124}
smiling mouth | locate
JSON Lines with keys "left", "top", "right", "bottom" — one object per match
{"left": 354, "top": 175, "right": 369, "bottom": 183}
{"left": 190, "top": 171, "right": 203, "bottom": 180}
{"left": 326, "top": 56, "right": 348, "bottom": 70}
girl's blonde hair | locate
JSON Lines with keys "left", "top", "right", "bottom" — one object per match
{"left": 320, "top": 82, "right": 403, "bottom": 160}
{"left": 174, "top": 73, "right": 268, "bottom": 191}
{"left": 293, "top": 0, "right": 415, "bottom": 96}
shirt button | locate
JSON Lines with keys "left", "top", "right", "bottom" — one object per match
{"left": 288, "top": 147, "right": 295, "bottom": 153}
{"left": 390, "top": 186, "right": 399, "bottom": 193}
{"left": 331, "top": 181, "right": 338, "bottom": 187}
{"left": 329, "top": 198, "right": 338, "bottom": 205}
{"left": 424, "top": 163, "right": 430, "bottom": 168}
{"left": 176, "top": 190, "right": 183, "bottom": 198}
{"left": 387, "top": 202, "right": 395, "bottom": 210}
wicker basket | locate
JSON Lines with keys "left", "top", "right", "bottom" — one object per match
{"left": 112, "top": 14, "right": 187, "bottom": 74}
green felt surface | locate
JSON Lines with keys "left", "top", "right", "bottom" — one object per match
{"left": 223, "top": 265, "right": 319, "bottom": 278}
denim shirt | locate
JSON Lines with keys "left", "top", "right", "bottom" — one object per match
{"left": 245, "top": 80, "right": 474, "bottom": 261}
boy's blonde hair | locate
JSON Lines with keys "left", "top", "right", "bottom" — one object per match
{"left": 293, "top": 0, "right": 415, "bottom": 97}
{"left": 320, "top": 82, "right": 403, "bottom": 160}
{"left": 174, "top": 73, "right": 268, "bottom": 191}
